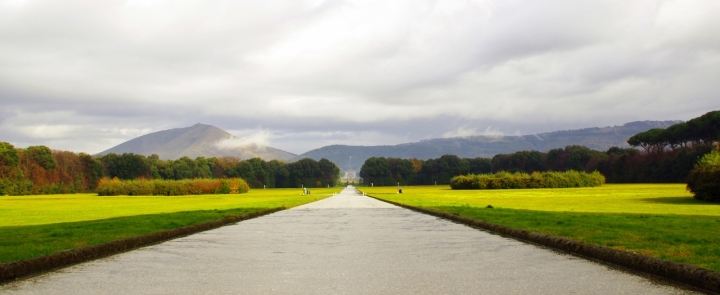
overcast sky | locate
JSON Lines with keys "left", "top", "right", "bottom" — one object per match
{"left": 1, "top": 0, "right": 719, "bottom": 155}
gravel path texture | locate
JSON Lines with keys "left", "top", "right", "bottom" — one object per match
{"left": 0, "top": 187, "right": 701, "bottom": 294}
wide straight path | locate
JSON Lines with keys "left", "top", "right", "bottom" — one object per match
{"left": 1, "top": 187, "right": 699, "bottom": 294}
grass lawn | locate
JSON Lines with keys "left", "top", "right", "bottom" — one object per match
{"left": 0, "top": 188, "right": 339, "bottom": 263}
{"left": 360, "top": 184, "right": 720, "bottom": 271}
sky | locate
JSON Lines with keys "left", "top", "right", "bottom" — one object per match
{"left": 1, "top": 0, "right": 719, "bottom": 155}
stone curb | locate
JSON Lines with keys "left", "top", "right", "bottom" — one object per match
{"left": 0, "top": 207, "right": 285, "bottom": 284}
{"left": 365, "top": 195, "right": 720, "bottom": 294}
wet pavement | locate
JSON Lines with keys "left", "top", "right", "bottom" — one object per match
{"left": 1, "top": 187, "right": 701, "bottom": 294}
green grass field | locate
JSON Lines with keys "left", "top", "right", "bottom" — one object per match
{"left": 360, "top": 184, "right": 720, "bottom": 271}
{"left": 0, "top": 188, "right": 339, "bottom": 263}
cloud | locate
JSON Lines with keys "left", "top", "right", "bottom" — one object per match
{"left": 443, "top": 126, "right": 479, "bottom": 138}
{"left": 0, "top": 0, "right": 719, "bottom": 154}
{"left": 443, "top": 126, "right": 504, "bottom": 138}
{"left": 216, "top": 129, "right": 273, "bottom": 151}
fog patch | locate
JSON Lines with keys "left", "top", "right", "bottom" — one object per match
{"left": 216, "top": 129, "right": 273, "bottom": 151}
{"left": 443, "top": 126, "right": 504, "bottom": 138}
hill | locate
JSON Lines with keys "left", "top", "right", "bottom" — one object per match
{"left": 98, "top": 123, "right": 296, "bottom": 161}
{"left": 293, "top": 120, "right": 680, "bottom": 172}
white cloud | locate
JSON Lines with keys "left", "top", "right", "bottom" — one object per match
{"left": 96, "top": 127, "right": 155, "bottom": 138}
{"left": 443, "top": 126, "right": 504, "bottom": 138}
{"left": 14, "top": 124, "right": 76, "bottom": 139}
{"left": 443, "top": 126, "right": 479, "bottom": 138}
{"left": 216, "top": 129, "right": 273, "bottom": 150}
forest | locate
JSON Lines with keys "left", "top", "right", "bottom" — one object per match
{"left": 0, "top": 143, "right": 340, "bottom": 195}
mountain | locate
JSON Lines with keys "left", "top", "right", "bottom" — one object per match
{"left": 292, "top": 120, "right": 681, "bottom": 172}
{"left": 98, "top": 123, "right": 296, "bottom": 161}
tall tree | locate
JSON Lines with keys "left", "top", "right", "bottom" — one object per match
{"left": 0, "top": 142, "right": 20, "bottom": 178}
{"left": 359, "top": 157, "right": 393, "bottom": 186}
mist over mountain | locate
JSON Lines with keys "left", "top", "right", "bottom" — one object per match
{"left": 293, "top": 121, "right": 680, "bottom": 172}
{"left": 98, "top": 123, "right": 296, "bottom": 161}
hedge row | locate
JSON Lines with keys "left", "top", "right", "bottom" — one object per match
{"left": 96, "top": 178, "right": 250, "bottom": 196}
{"left": 450, "top": 170, "right": 605, "bottom": 190}
{"left": 686, "top": 145, "right": 720, "bottom": 202}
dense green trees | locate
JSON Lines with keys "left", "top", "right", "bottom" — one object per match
{"left": 421, "top": 155, "right": 474, "bottom": 185}
{"left": 492, "top": 145, "right": 604, "bottom": 175}
{"left": 100, "top": 153, "right": 152, "bottom": 180}
{"left": 0, "top": 142, "right": 28, "bottom": 194}
{"left": 24, "top": 146, "right": 56, "bottom": 170}
{"left": 359, "top": 155, "right": 492, "bottom": 186}
{"left": 493, "top": 150, "right": 546, "bottom": 173}
{"left": 0, "top": 142, "right": 20, "bottom": 169}
{"left": 359, "top": 157, "right": 393, "bottom": 186}
{"left": 218, "top": 157, "right": 339, "bottom": 189}
{"left": 359, "top": 143, "right": 713, "bottom": 186}
{"left": 628, "top": 110, "right": 720, "bottom": 152}
{"left": 490, "top": 145, "right": 712, "bottom": 183}
{"left": 96, "top": 154, "right": 340, "bottom": 189}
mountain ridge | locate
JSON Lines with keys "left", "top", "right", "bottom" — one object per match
{"left": 98, "top": 120, "right": 680, "bottom": 171}
{"left": 292, "top": 120, "right": 681, "bottom": 172}
{"left": 98, "top": 123, "right": 296, "bottom": 161}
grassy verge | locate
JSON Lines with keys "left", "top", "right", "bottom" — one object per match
{"left": 361, "top": 184, "right": 720, "bottom": 271}
{"left": 0, "top": 188, "right": 339, "bottom": 263}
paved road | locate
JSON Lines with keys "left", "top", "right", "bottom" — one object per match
{"left": 1, "top": 187, "right": 700, "bottom": 294}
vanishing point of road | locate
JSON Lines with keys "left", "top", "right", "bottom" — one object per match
{"left": 1, "top": 187, "right": 701, "bottom": 294}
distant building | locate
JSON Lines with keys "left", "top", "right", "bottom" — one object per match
{"left": 340, "top": 171, "right": 362, "bottom": 183}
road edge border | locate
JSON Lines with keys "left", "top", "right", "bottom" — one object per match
{"left": 365, "top": 194, "right": 720, "bottom": 294}
{"left": 0, "top": 207, "right": 285, "bottom": 284}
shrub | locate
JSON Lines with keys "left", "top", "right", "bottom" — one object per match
{"left": 217, "top": 179, "right": 231, "bottom": 194}
{"left": 450, "top": 170, "right": 605, "bottom": 190}
{"left": 96, "top": 178, "right": 250, "bottom": 196}
{"left": 686, "top": 146, "right": 720, "bottom": 202}
{"left": 0, "top": 178, "right": 33, "bottom": 195}
{"left": 96, "top": 177, "right": 122, "bottom": 196}
{"left": 231, "top": 178, "right": 250, "bottom": 194}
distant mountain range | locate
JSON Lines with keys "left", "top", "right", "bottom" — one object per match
{"left": 98, "top": 123, "right": 296, "bottom": 161}
{"left": 98, "top": 120, "right": 679, "bottom": 172}
{"left": 292, "top": 120, "right": 680, "bottom": 172}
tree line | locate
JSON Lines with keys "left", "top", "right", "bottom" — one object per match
{"left": 490, "top": 145, "right": 713, "bottom": 183}
{"left": 359, "top": 155, "right": 492, "bottom": 186}
{"left": 558, "top": 110, "right": 718, "bottom": 182}
{"left": 100, "top": 154, "right": 340, "bottom": 189}
{"left": 359, "top": 144, "right": 714, "bottom": 186}
{"left": 628, "top": 110, "right": 719, "bottom": 153}
{"left": 0, "top": 142, "right": 103, "bottom": 195}
{"left": 0, "top": 141, "right": 341, "bottom": 195}
{"left": 359, "top": 110, "right": 719, "bottom": 186}
{"left": 97, "top": 153, "right": 340, "bottom": 188}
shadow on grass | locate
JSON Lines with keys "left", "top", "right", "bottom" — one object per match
{"left": 639, "top": 196, "right": 720, "bottom": 205}
{"left": 0, "top": 207, "right": 270, "bottom": 264}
